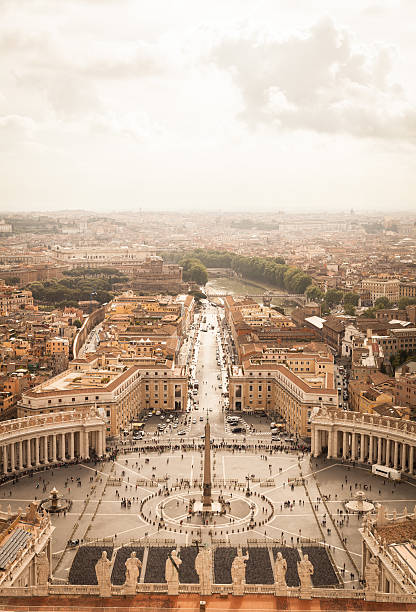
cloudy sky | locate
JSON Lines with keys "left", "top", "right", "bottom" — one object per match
{"left": 1, "top": 0, "right": 415, "bottom": 213}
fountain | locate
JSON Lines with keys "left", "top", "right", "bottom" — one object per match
{"left": 345, "top": 490, "right": 374, "bottom": 514}
{"left": 40, "top": 487, "right": 71, "bottom": 514}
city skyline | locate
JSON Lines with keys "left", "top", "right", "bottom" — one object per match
{"left": 1, "top": 0, "right": 415, "bottom": 212}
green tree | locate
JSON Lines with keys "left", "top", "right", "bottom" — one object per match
{"left": 343, "top": 292, "right": 359, "bottom": 306}
{"left": 374, "top": 297, "right": 392, "bottom": 309}
{"left": 344, "top": 303, "right": 356, "bottom": 316}
{"left": 325, "top": 289, "right": 344, "bottom": 308}
{"left": 305, "top": 285, "right": 324, "bottom": 302}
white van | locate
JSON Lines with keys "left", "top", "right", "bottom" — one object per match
{"left": 372, "top": 464, "right": 401, "bottom": 481}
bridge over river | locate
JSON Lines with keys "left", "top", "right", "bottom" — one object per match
{"left": 205, "top": 289, "right": 306, "bottom": 306}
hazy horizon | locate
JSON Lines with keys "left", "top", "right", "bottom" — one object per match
{"left": 1, "top": 0, "right": 416, "bottom": 213}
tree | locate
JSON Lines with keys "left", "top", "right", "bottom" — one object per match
{"left": 343, "top": 292, "right": 360, "bottom": 306}
{"left": 325, "top": 289, "right": 344, "bottom": 308}
{"left": 73, "top": 319, "right": 82, "bottom": 328}
{"left": 374, "top": 297, "right": 392, "bottom": 310}
{"left": 344, "top": 303, "right": 356, "bottom": 316}
{"left": 305, "top": 285, "right": 324, "bottom": 302}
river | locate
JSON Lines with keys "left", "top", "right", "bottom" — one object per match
{"left": 205, "top": 276, "right": 295, "bottom": 313}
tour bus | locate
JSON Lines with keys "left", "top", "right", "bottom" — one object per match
{"left": 372, "top": 464, "right": 401, "bottom": 481}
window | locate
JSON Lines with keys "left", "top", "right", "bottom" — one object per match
{"left": 48, "top": 400, "right": 51, "bottom": 404}
{"left": 72, "top": 398, "right": 75, "bottom": 402}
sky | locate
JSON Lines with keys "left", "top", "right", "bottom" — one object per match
{"left": 0, "top": 0, "right": 415, "bottom": 214}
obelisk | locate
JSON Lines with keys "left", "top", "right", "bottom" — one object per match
{"left": 202, "top": 420, "right": 212, "bottom": 511}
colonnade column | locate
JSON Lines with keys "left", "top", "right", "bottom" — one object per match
{"left": 44, "top": 436, "right": 49, "bottom": 464}
{"left": 360, "top": 434, "right": 365, "bottom": 462}
{"left": 386, "top": 439, "right": 391, "bottom": 467}
{"left": 369, "top": 435, "right": 374, "bottom": 463}
{"left": 401, "top": 443, "right": 407, "bottom": 471}
{"left": 52, "top": 435, "right": 57, "bottom": 462}
{"left": 409, "top": 446, "right": 414, "bottom": 475}
{"left": 342, "top": 431, "right": 347, "bottom": 459}
{"left": 84, "top": 431, "right": 90, "bottom": 459}
{"left": 26, "top": 438, "right": 31, "bottom": 467}
{"left": 3, "top": 446, "right": 7, "bottom": 473}
{"left": 327, "top": 430, "right": 332, "bottom": 459}
{"left": 10, "top": 443, "right": 15, "bottom": 471}
{"left": 61, "top": 433, "right": 66, "bottom": 460}
{"left": 97, "top": 430, "right": 104, "bottom": 457}
{"left": 351, "top": 433, "right": 357, "bottom": 461}
{"left": 18, "top": 441, "right": 23, "bottom": 470}
{"left": 35, "top": 437, "right": 39, "bottom": 466}
{"left": 394, "top": 441, "right": 399, "bottom": 469}
{"left": 377, "top": 437, "right": 382, "bottom": 464}
{"left": 70, "top": 432, "right": 75, "bottom": 460}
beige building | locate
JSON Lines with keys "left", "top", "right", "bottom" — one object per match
{"left": 361, "top": 278, "right": 400, "bottom": 304}
{"left": 18, "top": 355, "right": 187, "bottom": 436}
{"left": 228, "top": 347, "right": 337, "bottom": 438}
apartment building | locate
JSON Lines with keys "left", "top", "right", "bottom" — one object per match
{"left": 228, "top": 347, "right": 337, "bottom": 438}
{"left": 0, "top": 282, "right": 34, "bottom": 315}
{"left": 361, "top": 278, "right": 400, "bottom": 303}
{"left": 18, "top": 355, "right": 187, "bottom": 435}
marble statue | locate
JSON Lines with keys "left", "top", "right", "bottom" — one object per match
{"left": 195, "top": 546, "right": 213, "bottom": 596}
{"left": 124, "top": 551, "right": 142, "bottom": 595}
{"left": 274, "top": 551, "right": 287, "bottom": 593}
{"left": 365, "top": 557, "right": 380, "bottom": 594}
{"left": 231, "top": 547, "right": 249, "bottom": 596}
{"left": 36, "top": 551, "right": 50, "bottom": 595}
{"left": 95, "top": 550, "right": 112, "bottom": 597}
{"left": 297, "top": 553, "right": 314, "bottom": 598}
{"left": 165, "top": 548, "right": 181, "bottom": 595}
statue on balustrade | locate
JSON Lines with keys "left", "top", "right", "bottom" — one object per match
{"left": 124, "top": 551, "right": 142, "bottom": 595}
{"left": 36, "top": 550, "right": 50, "bottom": 595}
{"left": 297, "top": 553, "right": 314, "bottom": 598}
{"left": 165, "top": 548, "right": 181, "bottom": 595}
{"left": 365, "top": 557, "right": 380, "bottom": 594}
{"left": 274, "top": 551, "right": 287, "bottom": 594}
{"left": 231, "top": 547, "right": 249, "bottom": 596}
{"left": 195, "top": 546, "right": 213, "bottom": 596}
{"left": 95, "top": 550, "right": 112, "bottom": 597}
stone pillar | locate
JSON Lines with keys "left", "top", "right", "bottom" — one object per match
{"left": 327, "top": 430, "right": 332, "bottom": 459}
{"left": 351, "top": 433, "right": 357, "bottom": 461}
{"left": 369, "top": 435, "right": 374, "bottom": 463}
{"left": 35, "top": 437, "right": 40, "bottom": 466}
{"left": 61, "top": 433, "right": 66, "bottom": 460}
{"left": 2, "top": 446, "right": 8, "bottom": 474}
{"left": 394, "top": 441, "right": 399, "bottom": 469}
{"left": 70, "top": 432, "right": 75, "bottom": 460}
{"left": 360, "top": 434, "right": 365, "bottom": 462}
{"left": 44, "top": 436, "right": 49, "bottom": 464}
{"left": 52, "top": 435, "right": 57, "bottom": 462}
{"left": 84, "top": 431, "right": 90, "bottom": 459}
{"left": 386, "top": 439, "right": 391, "bottom": 467}
{"left": 409, "top": 446, "right": 414, "bottom": 475}
{"left": 377, "top": 437, "right": 382, "bottom": 465}
{"left": 342, "top": 431, "right": 347, "bottom": 459}
{"left": 18, "top": 441, "right": 23, "bottom": 470}
{"left": 10, "top": 442, "right": 15, "bottom": 471}
{"left": 97, "top": 430, "right": 104, "bottom": 456}
{"left": 313, "top": 428, "right": 319, "bottom": 457}
{"left": 27, "top": 438, "right": 31, "bottom": 467}
{"left": 401, "top": 443, "right": 407, "bottom": 472}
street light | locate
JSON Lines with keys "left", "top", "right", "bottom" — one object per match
{"left": 245, "top": 474, "right": 251, "bottom": 497}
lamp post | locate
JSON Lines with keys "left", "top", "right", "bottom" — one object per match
{"left": 245, "top": 474, "right": 251, "bottom": 497}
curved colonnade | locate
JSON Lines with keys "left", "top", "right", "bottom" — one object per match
{"left": 0, "top": 408, "right": 106, "bottom": 476}
{"left": 311, "top": 408, "right": 416, "bottom": 476}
